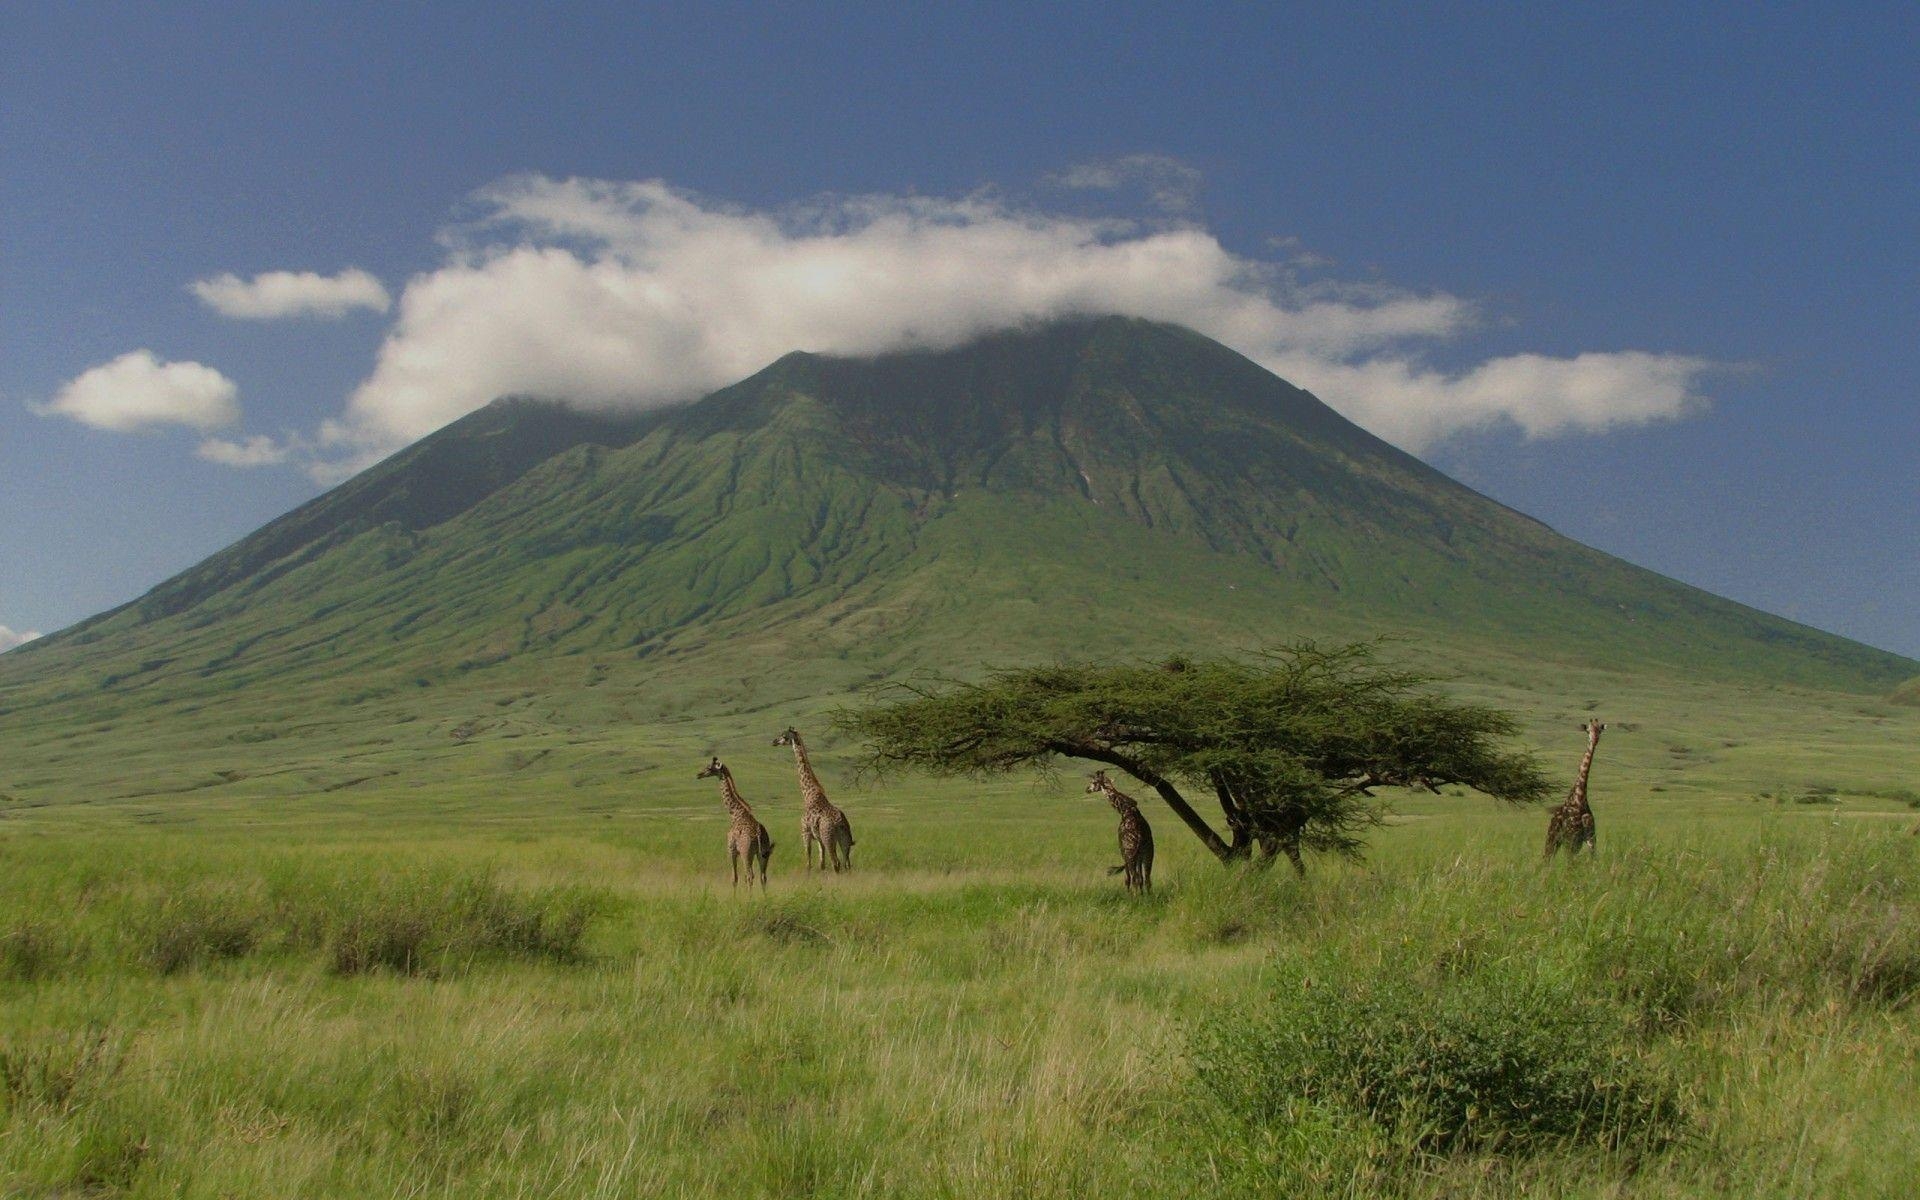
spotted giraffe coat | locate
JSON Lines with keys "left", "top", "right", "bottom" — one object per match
{"left": 1088, "top": 771, "right": 1155, "bottom": 893}
{"left": 775, "top": 728, "right": 855, "bottom": 872}
{"left": 1545, "top": 721, "right": 1604, "bottom": 856}
{"left": 699, "top": 758, "right": 773, "bottom": 888}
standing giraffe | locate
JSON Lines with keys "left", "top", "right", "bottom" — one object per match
{"left": 1544, "top": 720, "right": 1605, "bottom": 857}
{"left": 1087, "top": 770, "right": 1155, "bottom": 893}
{"left": 773, "top": 727, "right": 855, "bottom": 872}
{"left": 697, "top": 756, "right": 774, "bottom": 889}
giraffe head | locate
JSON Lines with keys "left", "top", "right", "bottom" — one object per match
{"left": 772, "top": 726, "right": 800, "bottom": 748}
{"left": 696, "top": 756, "right": 726, "bottom": 780}
{"left": 1583, "top": 719, "right": 1607, "bottom": 740}
{"left": 1087, "top": 770, "right": 1138, "bottom": 811}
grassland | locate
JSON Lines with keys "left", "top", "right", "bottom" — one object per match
{"left": 4, "top": 320, "right": 1916, "bottom": 1194}
{"left": 3, "top": 665, "right": 1917, "bottom": 1199}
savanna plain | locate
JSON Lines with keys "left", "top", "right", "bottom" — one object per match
{"left": 3, "top": 664, "right": 1919, "bottom": 1199}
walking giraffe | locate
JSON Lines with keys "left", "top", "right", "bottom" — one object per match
{"left": 1544, "top": 719, "right": 1605, "bottom": 857}
{"left": 773, "top": 727, "right": 855, "bottom": 872}
{"left": 697, "top": 756, "right": 774, "bottom": 889}
{"left": 1087, "top": 770, "right": 1155, "bottom": 893}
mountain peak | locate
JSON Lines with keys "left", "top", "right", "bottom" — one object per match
{"left": 9, "top": 319, "right": 1911, "bottom": 713}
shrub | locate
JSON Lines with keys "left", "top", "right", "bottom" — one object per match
{"left": 0, "top": 1027, "right": 127, "bottom": 1115}
{"left": 325, "top": 870, "right": 597, "bottom": 976}
{"left": 1192, "top": 956, "right": 1685, "bottom": 1156}
{"left": 329, "top": 904, "right": 436, "bottom": 976}
{"left": 136, "top": 890, "right": 263, "bottom": 974}
{"left": 1583, "top": 924, "right": 1719, "bottom": 1031}
{"left": 1, "top": 921, "right": 67, "bottom": 982}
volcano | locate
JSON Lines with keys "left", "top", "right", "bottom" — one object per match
{"left": 1, "top": 317, "right": 1909, "bottom": 797}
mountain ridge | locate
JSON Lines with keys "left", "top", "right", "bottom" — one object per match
{"left": 4, "top": 317, "right": 1911, "bottom": 754}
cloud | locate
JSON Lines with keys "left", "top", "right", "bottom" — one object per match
{"left": 0, "top": 625, "right": 40, "bottom": 653}
{"left": 1052, "top": 154, "right": 1205, "bottom": 213}
{"left": 1267, "top": 350, "right": 1717, "bottom": 452}
{"left": 191, "top": 269, "right": 390, "bottom": 319}
{"left": 35, "top": 351, "right": 239, "bottom": 432}
{"left": 255, "top": 174, "right": 1708, "bottom": 475}
{"left": 197, "top": 434, "right": 293, "bottom": 467}
{"left": 321, "top": 177, "right": 1476, "bottom": 457}
{"left": 1266, "top": 235, "right": 1336, "bottom": 270}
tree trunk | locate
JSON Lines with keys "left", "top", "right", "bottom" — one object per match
{"left": 1214, "top": 773, "right": 1256, "bottom": 861}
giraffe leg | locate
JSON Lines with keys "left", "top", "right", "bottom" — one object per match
{"left": 1282, "top": 839, "right": 1306, "bottom": 878}
{"left": 731, "top": 849, "right": 740, "bottom": 891}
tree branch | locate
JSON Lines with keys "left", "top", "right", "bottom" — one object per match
{"left": 1046, "top": 738, "right": 1234, "bottom": 861}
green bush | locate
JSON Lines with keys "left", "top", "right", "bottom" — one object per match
{"left": 0, "top": 1027, "right": 127, "bottom": 1116}
{"left": 136, "top": 890, "right": 263, "bottom": 974}
{"left": 0, "top": 921, "right": 67, "bottom": 982}
{"left": 1192, "top": 956, "right": 1685, "bottom": 1155}
{"left": 324, "top": 871, "right": 597, "bottom": 976}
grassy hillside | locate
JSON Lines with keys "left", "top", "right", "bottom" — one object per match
{"left": 1, "top": 318, "right": 1911, "bottom": 809}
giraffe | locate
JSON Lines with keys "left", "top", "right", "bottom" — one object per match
{"left": 1544, "top": 719, "right": 1605, "bottom": 857}
{"left": 697, "top": 756, "right": 774, "bottom": 889}
{"left": 1086, "top": 770, "right": 1155, "bottom": 893}
{"left": 773, "top": 727, "right": 854, "bottom": 873}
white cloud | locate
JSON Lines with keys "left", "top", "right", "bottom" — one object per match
{"left": 191, "top": 268, "right": 390, "bottom": 319}
{"left": 1269, "top": 350, "right": 1716, "bottom": 450}
{"left": 256, "top": 174, "right": 1711, "bottom": 475}
{"left": 0, "top": 625, "right": 40, "bottom": 653}
{"left": 197, "top": 434, "right": 292, "bottom": 468}
{"left": 1052, "top": 154, "right": 1205, "bottom": 213}
{"left": 35, "top": 351, "right": 239, "bottom": 432}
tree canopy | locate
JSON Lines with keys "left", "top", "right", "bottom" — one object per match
{"left": 834, "top": 643, "right": 1553, "bottom": 871}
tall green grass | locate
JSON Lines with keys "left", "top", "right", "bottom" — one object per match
{"left": 2, "top": 814, "right": 1916, "bottom": 1197}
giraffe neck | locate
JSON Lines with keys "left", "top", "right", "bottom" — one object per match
{"left": 1100, "top": 781, "right": 1138, "bottom": 815}
{"left": 1568, "top": 730, "right": 1601, "bottom": 811}
{"left": 789, "top": 736, "right": 830, "bottom": 810}
{"left": 716, "top": 769, "right": 753, "bottom": 820}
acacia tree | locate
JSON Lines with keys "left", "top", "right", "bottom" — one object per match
{"left": 834, "top": 643, "right": 1552, "bottom": 872}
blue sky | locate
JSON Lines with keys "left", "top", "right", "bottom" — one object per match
{"left": 3, "top": 3, "right": 1915, "bottom": 658}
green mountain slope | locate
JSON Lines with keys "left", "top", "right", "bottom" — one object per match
{"left": 1, "top": 317, "right": 1911, "bottom": 800}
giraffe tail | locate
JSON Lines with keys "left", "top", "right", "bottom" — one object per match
{"left": 1107, "top": 865, "right": 1127, "bottom": 876}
